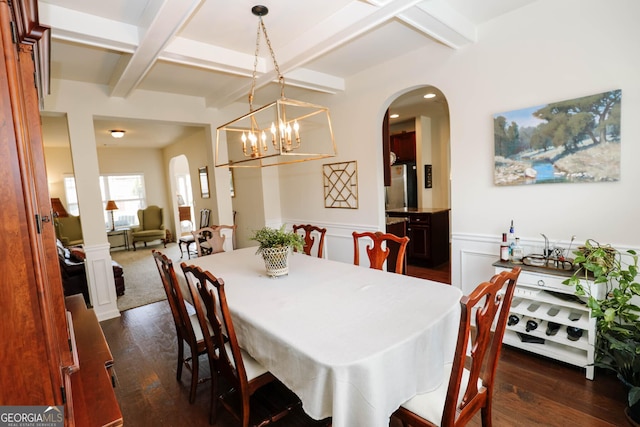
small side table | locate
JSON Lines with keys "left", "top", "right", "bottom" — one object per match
{"left": 107, "top": 228, "right": 130, "bottom": 251}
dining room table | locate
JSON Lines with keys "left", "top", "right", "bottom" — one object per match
{"left": 179, "top": 246, "right": 463, "bottom": 427}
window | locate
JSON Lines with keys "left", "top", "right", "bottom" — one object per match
{"left": 63, "top": 175, "right": 79, "bottom": 216}
{"left": 100, "top": 174, "right": 146, "bottom": 229}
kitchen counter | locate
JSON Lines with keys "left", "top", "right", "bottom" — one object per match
{"left": 386, "top": 207, "right": 449, "bottom": 215}
{"left": 386, "top": 216, "right": 407, "bottom": 226}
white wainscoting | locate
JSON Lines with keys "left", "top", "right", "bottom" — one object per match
{"left": 84, "top": 243, "right": 120, "bottom": 321}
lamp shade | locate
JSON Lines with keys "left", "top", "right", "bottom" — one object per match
{"left": 105, "top": 200, "right": 118, "bottom": 211}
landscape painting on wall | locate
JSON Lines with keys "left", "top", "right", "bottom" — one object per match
{"left": 493, "top": 89, "right": 621, "bottom": 186}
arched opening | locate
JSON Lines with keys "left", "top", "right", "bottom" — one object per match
{"left": 383, "top": 85, "right": 451, "bottom": 283}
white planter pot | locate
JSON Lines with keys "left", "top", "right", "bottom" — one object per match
{"left": 261, "top": 246, "right": 291, "bottom": 277}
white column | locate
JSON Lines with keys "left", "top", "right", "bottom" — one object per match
{"left": 66, "top": 111, "right": 120, "bottom": 320}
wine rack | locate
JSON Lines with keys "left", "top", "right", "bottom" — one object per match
{"left": 494, "top": 261, "right": 596, "bottom": 380}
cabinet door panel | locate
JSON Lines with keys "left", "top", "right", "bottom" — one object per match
{"left": 408, "top": 224, "right": 430, "bottom": 259}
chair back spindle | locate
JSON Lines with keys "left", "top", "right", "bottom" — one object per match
{"left": 352, "top": 231, "right": 409, "bottom": 274}
{"left": 293, "top": 224, "right": 327, "bottom": 258}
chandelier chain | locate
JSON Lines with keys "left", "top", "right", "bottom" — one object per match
{"left": 249, "top": 16, "right": 286, "bottom": 112}
{"left": 249, "top": 18, "right": 262, "bottom": 111}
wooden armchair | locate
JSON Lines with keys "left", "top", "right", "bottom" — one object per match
{"left": 131, "top": 205, "right": 166, "bottom": 250}
{"left": 352, "top": 231, "right": 409, "bottom": 274}
{"left": 393, "top": 267, "right": 521, "bottom": 427}
{"left": 293, "top": 224, "right": 327, "bottom": 258}
{"left": 181, "top": 263, "right": 301, "bottom": 426}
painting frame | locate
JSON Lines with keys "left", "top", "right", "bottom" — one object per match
{"left": 493, "top": 89, "right": 621, "bottom": 186}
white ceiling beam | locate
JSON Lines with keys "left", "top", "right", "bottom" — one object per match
{"left": 365, "top": 0, "right": 476, "bottom": 48}
{"left": 209, "top": 0, "right": 426, "bottom": 109}
{"left": 109, "top": 0, "right": 204, "bottom": 98}
{"left": 38, "top": 3, "right": 139, "bottom": 52}
{"left": 162, "top": 37, "right": 346, "bottom": 94}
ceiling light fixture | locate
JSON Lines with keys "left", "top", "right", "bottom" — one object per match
{"left": 215, "top": 5, "right": 336, "bottom": 168}
{"left": 110, "top": 130, "right": 126, "bottom": 138}
{"left": 390, "top": 114, "right": 400, "bottom": 119}
{"left": 423, "top": 93, "right": 436, "bottom": 99}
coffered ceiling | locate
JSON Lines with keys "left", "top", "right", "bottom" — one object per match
{"left": 38, "top": 0, "right": 537, "bottom": 147}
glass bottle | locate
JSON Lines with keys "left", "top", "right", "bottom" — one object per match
{"left": 511, "top": 237, "right": 524, "bottom": 263}
{"left": 500, "top": 233, "right": 509, "bottom": 261}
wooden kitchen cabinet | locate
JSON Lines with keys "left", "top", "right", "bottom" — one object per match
{"left": 390, "top": 131, "right": 416, "bottom": 163}
{"left": 386, "top": 208, "right": 449, "bottom": 267}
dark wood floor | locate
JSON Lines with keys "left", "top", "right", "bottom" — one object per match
{"left": 407, "top": 260, "right": 451, "bottom": 284}
{"left": 101, "top": 295, "right": 628, "bottom": 426}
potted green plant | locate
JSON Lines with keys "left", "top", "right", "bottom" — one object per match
{"left": 563, "top": 239, "right": 640, "bottom": 423}
{"left": 250, "top": 225, "right": 304, "bottom": 277}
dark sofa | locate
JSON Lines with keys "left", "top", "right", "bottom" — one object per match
{"left": 57, "top": 240, "right": 125, "bottom": 305}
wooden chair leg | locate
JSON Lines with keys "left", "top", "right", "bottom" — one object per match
{"left": 209, "top": 375, "right": 219, "bottom": 425}
{"left": 481, "top": 404, "right": 492, "bottom": 427}
{"left": 176, "top": 339, "right": 184, "bottom": 382}
{"left": 189, "top": 351, "right": 199, "bottom": 404}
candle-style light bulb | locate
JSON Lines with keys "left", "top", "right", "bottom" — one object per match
{"left": 293, "top": 120, "right": 300, "bottom": 143}
{"left": 270, "top": 122, "right": 278, "bottom": 149}
{"left": 261, "top": 131, "right": 268, "bottom": 151}
{"left": 241, "top": 132, "right": 247, "bottom": 155}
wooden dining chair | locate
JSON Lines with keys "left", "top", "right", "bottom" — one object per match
{"left": 293, "top": 224, "right": 327, "bottom": 258}
{"left": 152, "top": 250, "right": 210, "bottom": 404}
{"left": 393, "top": 267, "right": 521, "bottom": 427}
{"left": 193, "top": 225, "right": 237, "bottom": 257}
{"left": 352, "top": 231, "right": 410, "bottom": 274}
{"left": 180, "top": 263, "right": 302, "bottom": 426}
{"left": 215, "top": 224, "right": 237, "bottom": 252}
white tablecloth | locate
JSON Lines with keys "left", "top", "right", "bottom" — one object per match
{"left": 181, "top": 247, "right": 462, "bottom": 427}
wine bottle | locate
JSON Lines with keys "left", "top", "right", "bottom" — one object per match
{"left": 500, "top": 233, "right": 509, "bottom": 261}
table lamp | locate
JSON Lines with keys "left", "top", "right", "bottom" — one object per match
{"left": 105, "top": 200, "right": 118, "bottom": 231}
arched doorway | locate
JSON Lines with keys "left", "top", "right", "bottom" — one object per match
{"left": 383, "top": 85, "right": 451, "bottom": 282}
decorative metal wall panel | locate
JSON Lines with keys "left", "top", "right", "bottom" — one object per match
{"left": 323, "top": 161, "right": 358, "bottom": 209}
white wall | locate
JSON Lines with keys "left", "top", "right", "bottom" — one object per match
{"left": 275, "top": 0, "right": 640, "bottom": 288}
{"left": 44, "top": 146, "right": 74, "bottom": 201}
{"left": 98, "top": 146, "right": 167, "bottom": 207}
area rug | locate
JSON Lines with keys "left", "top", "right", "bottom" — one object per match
{"left": 111, "top": 242, "right": 183, "bottom": 312}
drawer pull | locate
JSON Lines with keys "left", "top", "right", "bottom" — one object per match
{"left": 538, "top": 279, "right": 545, "bottom": 287}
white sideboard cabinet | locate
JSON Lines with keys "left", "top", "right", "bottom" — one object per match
{"left": 493, "top": 261, "right": 596, "bottom": 380}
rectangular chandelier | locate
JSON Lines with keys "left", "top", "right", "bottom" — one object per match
{"left": 214, "top": 5, "right": 337, "bottom": 168}
{"left": 216, "top": 97, "right": 337, "bottom": 168}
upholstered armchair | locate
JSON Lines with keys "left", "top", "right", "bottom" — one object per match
{"left": 54, "top": 215, "right": 84, "bottom": 247}
{"left": 131, "top": 205, "right": 166, "bottom": 251}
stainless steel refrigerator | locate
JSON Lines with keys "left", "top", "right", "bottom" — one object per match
{"left": 386, "top": 164, "right": 407, "bottom": 210}
{"left": 385, "top": 162, "right": 417, "bottom": 210}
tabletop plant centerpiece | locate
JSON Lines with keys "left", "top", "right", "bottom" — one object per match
{"left": 563, "top": 239, "right": 640, "bottom": 423}
{"left": 250, "top": 225, "right": 304, "bottom": 277}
